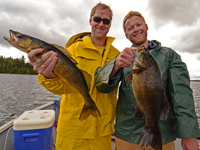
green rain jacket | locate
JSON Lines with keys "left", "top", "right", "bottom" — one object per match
{"left": 95, "top": 40, "right": 200, "bottom": 145}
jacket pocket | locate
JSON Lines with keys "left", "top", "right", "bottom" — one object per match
{"left": 75, "top": 56, "right": 99, "bottom": 90}
{"left": 65, "top": 92, "right": 84, "bottom": 106}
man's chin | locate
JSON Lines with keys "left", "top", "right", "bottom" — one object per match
{"left": 96, "top": 33, "right": 107, "bottom": 38}
{"left": 131, "top": 39, "right": 146, "bottom": 46}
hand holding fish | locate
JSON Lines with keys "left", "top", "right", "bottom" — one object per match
{"left": 110, "top": 47, "right": 135, "bottom": 78}
{"left": 28, "top": 49, "right": 58, "bottom": 79}
{"left": 115, "top": 47, "right": 135, "bottom": 68}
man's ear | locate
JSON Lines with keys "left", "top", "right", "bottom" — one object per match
{"left": 108, "top": 22, "right": 111, "bottom": 28}
{"left": 89, "top": 18, "right": 92, "bottom": 25}
{"left": 125, "top": 33, "right": 128, "bottom": 39}
{"left": 146, "top": 24, "right": 148, "bottom": 31}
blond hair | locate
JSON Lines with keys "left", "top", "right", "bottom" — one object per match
{"left": 123, "top": 11, "right": 146, "bottom": 32}
{"left": 90, "top": 2, "right": 113, "bottom": 20}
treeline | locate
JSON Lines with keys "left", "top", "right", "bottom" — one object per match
{"left": 0, "top": 55, "right": 38, "bottom": 75}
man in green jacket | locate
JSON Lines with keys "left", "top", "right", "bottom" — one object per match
{"left": 95, "top": 11, "right": 200, "bottom": 150}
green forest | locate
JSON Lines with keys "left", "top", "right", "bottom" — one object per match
{"left": 0, "top": 55, "right": 38, "bottom": 75}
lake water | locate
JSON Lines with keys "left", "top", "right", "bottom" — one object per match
{"left": 0, "top": 73, "right": 61, "bottom": 126}
{"left": 0, "top": 73, "right": 200, "bottom": 127}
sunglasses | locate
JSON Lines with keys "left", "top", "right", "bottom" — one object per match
{"left": 92, "top": 16, "right": 111, "bottom": 25}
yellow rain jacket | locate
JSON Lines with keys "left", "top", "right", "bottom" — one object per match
{"left": 38, "top": 32, "right": 120, "bottom": 139}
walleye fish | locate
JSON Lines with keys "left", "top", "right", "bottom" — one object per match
{"left": 4, "top": 30, "right": 101, "bottom": 121}
{"left": 126, "top": 46, "right": 169, "bottom": 150}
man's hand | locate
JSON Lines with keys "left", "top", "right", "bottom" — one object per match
{"left": 28, "top": 48, "right": 58, "bottom": 78}
{"left": 181, "top": 138, "right": 199, "bottom": 150}
{"left": 110, "top": 47, "right": 135, "bottom": 78}
{"left": 115, "top": 47, "right": 135, "bottom": 68}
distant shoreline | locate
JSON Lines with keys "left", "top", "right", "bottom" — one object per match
{"left": 191, "top": 80, "right": 200, "bottom": 82}
{"left": 0, "top": 73, "right": 200, "bottom": 81}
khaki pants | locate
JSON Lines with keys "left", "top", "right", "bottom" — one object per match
{"left": 115, "top": 137, "right": 175, "bottom": 150}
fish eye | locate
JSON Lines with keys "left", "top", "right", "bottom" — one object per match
{"left": 17, "top": 34, "right": 23, "bottom": 38}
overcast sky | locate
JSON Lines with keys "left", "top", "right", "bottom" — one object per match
{"left": 1, "top": 0, "right": 200, "bottom": 79}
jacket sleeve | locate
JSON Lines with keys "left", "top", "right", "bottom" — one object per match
{"left": 168, "top": 52, "right": 200, "bottom": 138}
{"left": 95, "top": 58, "right": 121, "bottom": 93}
{"left": 38, "top": 74, "right": 66, "bottom": 95}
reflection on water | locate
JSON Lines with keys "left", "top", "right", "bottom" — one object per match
{"left": 0, "top": 73, "right": 200, "bottom": 127}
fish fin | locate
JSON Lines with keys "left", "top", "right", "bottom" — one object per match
{"left": 160, "top": 95, "right": 169, "bottom": 120}
{"left": 90, "top": 101, "right": 101, "bottom": 118}
{"left": 79, "top": 104, "right": 91, "bottom": 121}
{"left": 79, "top": 101, "right": 101, "bottom": 121}
{"left": 139, "top": 126, "right": 162, "bottom": 150}
{"left": 125, "top": 74, "right": 132, "bottom": 83}
{"left": 51, "top": 44, "right": 78, "bottom": 65}
{"left": 65, "top": 86, "right": 76, "bottom": 95}
{"left": 135, "top": 105, "right": 144, "bottom": 119}
{"left": 69, "top": 57, "right": 78, "bottom": 65}
{"left": 131, "top": 69, "right": 142, "bottom": 74}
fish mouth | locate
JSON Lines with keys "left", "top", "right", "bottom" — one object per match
{"left": 3, "top": 36, "right": 8, "bottom": 40}
{"left": 131, "top": 46, "right": 145, "bottom": 54}
{"left": 4, "top": 30, "right": 15, "bottom": 41}
{"left": 3, "top": 30, "right": 18, "bottom": 43}
{"left": 131, "top": 48, "right": 136, "bottom": 54}
{"left": 138, "top": 46, "right": 145, "bottom": 51}
{"left": 3, "top": 30, "right": 23, "bottom": 50}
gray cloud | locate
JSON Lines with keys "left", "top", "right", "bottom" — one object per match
{"left": 1, "top": 0, "right": 199, "bottom": 79}
{"left": 171, "top": 26, "right": 200, "bottom": 54}
{"left": 148, "top": 0, "right": 200, "bottom": 28}
{"left": 1, "top": 0, "right": 200, "bottom": 56}
{"left": 0, "top": 0, "right": 97, "bottom": 48}
{"left": 146, "top": 0, "right": 200, "bottom": 55}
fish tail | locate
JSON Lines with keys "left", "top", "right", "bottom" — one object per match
{"left": 139, "top": 126, "right": 162, "bottom": 150}
{"left": 79, "top": 100, "right": 101, "bottom": 121}
{"left": 90, "top": 101, "right": 101, "bottom": 118}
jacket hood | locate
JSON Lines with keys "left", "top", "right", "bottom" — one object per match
{"left": 66, "top": 32, "right": 116, "bottom": 49}
{"left": 66, "top": 32, "right": 91, "bottom": 48}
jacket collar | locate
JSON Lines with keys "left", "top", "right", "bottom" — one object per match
{"left": 149, "top": 40, "right": 161, "bottom": 56}
{"left": 131, "top": 40, "right": 159, "bottom": 51}
{"left": 147, "top": 40, "right": 157, "bottom": 50}
{"left": 66, "top": 32, "right": 115, "bottom": 50}
{"left": 66, "top": 32, "right": 91, "bottom": 48}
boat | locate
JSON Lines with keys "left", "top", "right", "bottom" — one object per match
{"left": 0, "top": 99, "right": 191, "bottom": 150}
{"left": 0, "top": 100, "right": 60, "bottom": 150}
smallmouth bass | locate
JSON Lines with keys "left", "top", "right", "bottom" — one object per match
{"left": 126, "top": 46, "right": 169, "bottom": 150}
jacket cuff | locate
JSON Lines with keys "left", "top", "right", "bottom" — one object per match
{"left": 95, "top": 58, "right": 120, "bottom": 93}
{"left": 38, "top": 74, "right": 60, "bottom": 82}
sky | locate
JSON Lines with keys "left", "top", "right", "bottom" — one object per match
{"left": 0, "top": 0, "right": 200, "bottom": 80}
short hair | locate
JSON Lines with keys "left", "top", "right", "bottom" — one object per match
{"left": 123, "top": 11, "right": 146, "bottom": 32}
{"left": 90, "top": 2, "right": 113, "bottom": 20}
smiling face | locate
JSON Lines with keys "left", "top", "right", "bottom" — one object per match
{"left": 124, "top": 16, "right": 149, "bottom": 47}
{"left": 89, "top": 8, "right": 111, "bottom": 43}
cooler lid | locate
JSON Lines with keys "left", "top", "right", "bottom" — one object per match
{"left": 13, "top": 110, "right": 55, "bottom": 130}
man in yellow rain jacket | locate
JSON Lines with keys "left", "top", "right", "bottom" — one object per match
{"left": 27, "top": 2, "right": 119, "bottom": 150}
